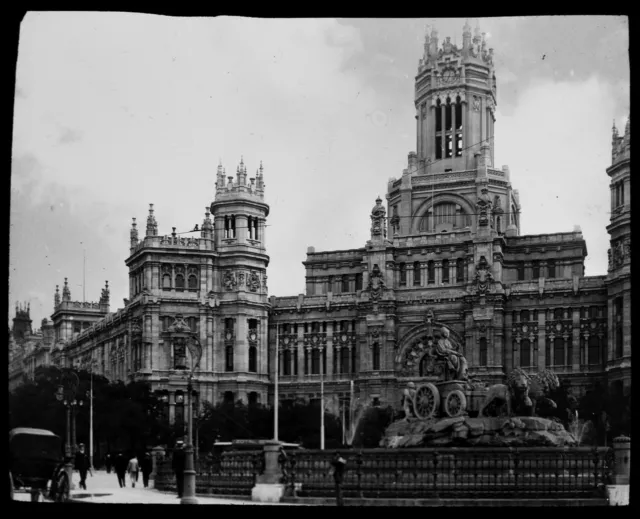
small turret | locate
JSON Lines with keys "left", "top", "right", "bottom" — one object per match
{"left": 256, "top": 160, "right": 265, "bottom": 193}
{"left": 99, "top": 280, "right": 110, "bottom": 306}
{"left": 146, "top": 204, "right": 158, "bottom": 237}
{"left": 62, "top": 277, "right": 71, "bottom": 301}
{"left": 201, "top": 207, "right": 214, "bottom": 239}
{"left": 462, "top": 19, "right": 472, "bottom": 53}
{"left": 130, "top": 217, "right": 139, "bottom": 249}
{"left": 236, "top": 156, "right": 247, "bottom": 186}
{"left": 54, "top": 285, "right": 60, "bottom": 308}
{"left": 216, "top": 159, "right": 225, "bottom": 191}
{"left": 429, "top": 28, "right": 439, "bottom": 58}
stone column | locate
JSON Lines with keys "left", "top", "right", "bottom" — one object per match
{"left": 169, "top": 391, "right": 176, "bottom": 425}
{"left": 236, "top": 314, "right": 248, "bottom": 372}
{"left": 461, "top": 99, "right": 467, "bottom": 163}
{"left": 326, "top": 322, "right": 334, "bottom": 377}
{"left": 430, "top": 105, "right": 437, "bottom": 163}
{"left": 440, "top": 102, "right": 446, "bottom": 159}
{"left": 572, "top": 308, "right": 580, "bottom": 370}
{"left": 296, "top": 326, "right": 304, "bottom": 381}
{"left": 504, "top": 311, "right": 513, "bottom": 370}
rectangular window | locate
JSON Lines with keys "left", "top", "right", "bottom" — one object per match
{"left": 341, "top": 276, "right": 349, "bottom": 293}
{"left": 445, "top": 135, "right": 453, "bottom": 158}
{"left": 517, "top": 263, "right": 525, "bottom": 281}
{"left": 479, "top": 338, "right": 487, "bottom": 366}
{"left": 413, "top": 262, "right": 421, "bottom": 286}
{"left": 442, "top": 260, "right": 449, "bottom": 283}
{"left": 547, "top": 261, "right": 556, "bottom": 278}
{"left": 456, "top": 258, "right": 465, "bottom": 283}
{"left": 615, "top": 297, "right": 624, "bottom": 357}
{"left": 427, "top": 261, "right": 435, "bottom": 284}
{"left": 283, "top": 350, "right": 291, "bottom": 376}
{"left": 355, "top": 274, "right": 363, "bottom": 291}
{"left": 435, "top": 136, "right": 442, "bottom": 160}
{"left": 532, "top": 262, "right": 540, "bottom": 279}
{"left": 399, "top": 263, "right": 406, "bottom": 286}
{"left": 554, "top": 338, "right": 564, "bottom": 366}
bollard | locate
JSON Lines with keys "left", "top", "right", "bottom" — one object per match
{"left": 606, "top": 436, "right": 630, "bottom": 506}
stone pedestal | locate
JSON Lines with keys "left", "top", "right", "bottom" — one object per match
{"left": 251, "top": 441, "right": 284, "bottom": 503}
{"left": 607, "top": 436, "right": 630, "bottom": 506}
{"left": 150, "top": 446, "right": 165, "bottom": 480}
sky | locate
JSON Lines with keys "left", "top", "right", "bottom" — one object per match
{"left": 10, "top": 14, "right": 630, "bottom": 329}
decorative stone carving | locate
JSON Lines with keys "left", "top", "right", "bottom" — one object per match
{"left": 473, "top": 256, "right": 494, "bottom": 294}
{"left": 368, "top": 264, "right": 386, "bottom": 301}
{"left": 370, "top": 197, "right": 387, "bottom": 239}
{"left": 223, "top": 270, "right": 237, "bottom": 290}
{"left": 238, "top": 272, "right": 245, "bottom": 286}
{"left": 476, "top": 187, "right": 493, "bottom": 227}
{"left": 472, "top": 96, "right": 480, "bottom": 111}
{"left": 248, "top": 271, "right": 261, "bottom": 292}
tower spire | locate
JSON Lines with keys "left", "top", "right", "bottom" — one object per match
{"left": 146, "top": 204, "right": 158, "bottom": 236}
{"left": 130, "top": 217, "right": 139, "bottom": 249}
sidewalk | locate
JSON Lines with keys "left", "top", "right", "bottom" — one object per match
{"left": 65, "top": 470, "right": 301, "bottom": 505}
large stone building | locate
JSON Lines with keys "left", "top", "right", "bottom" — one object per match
{"left": 9, "top": 23, "right": 631, "bottom": 425}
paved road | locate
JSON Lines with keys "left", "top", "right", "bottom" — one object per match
{"left": 13, "top": 470, "right": 302, "bottom": 505}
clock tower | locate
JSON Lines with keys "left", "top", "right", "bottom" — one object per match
{"left": 416, "top": 21, "right": 496, "bottom": 173}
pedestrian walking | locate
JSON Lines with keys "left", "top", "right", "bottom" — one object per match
{"left": 105, "top": 453, "right": 112, "bottom": 474}
{"left": 330, "top": 452, "right": 347, "bottom": 507}
{"left": 74, "top": 443, "right": 92, "bottom": 490}
{"left": 171, "top": 439, "right": 186, "bottom": 498}
{"left": 141, "top": 452, "right": 153, "bottom": 488}
{"left": 127, "top": 454, "right": 140, "bottom": 488}
{"left": 115, "top": 452, "right": 127, "bottom": 488}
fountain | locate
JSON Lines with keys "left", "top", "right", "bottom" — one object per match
{"left": 380, "top": 325, "right": 580, "bottom": 448}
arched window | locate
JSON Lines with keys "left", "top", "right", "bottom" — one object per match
{"left": 283, "top": 349, "right": 291, "bottom": 376}
{"left": 225, "top": 345, "right": 234, "bottom": 372}
{"left": 399, "top": 263, "right": 407, "bottom": 286}
{"left": 311, "top": 348, "right": 320, "bottom": 375}
{"left": 588, "top": 336, "right": 600, "bottom": 366}
{"left": 479, "top": 337, "right": 487, "bottom": 366}
{"left": 341, "top": 347, "right": 350, "bottom": 374}
{"left": 188, "top": 274, "right": 198, "bottom": 289}
{"left": 554, "top": 337, "right": 564, "bottom": 366}
{"left": 249, "top": 346, "right": 257, "bottom": 373}
{"left": 248, "top": 216, "right": 254, "bottom": 240}
{"left": 520, "top": 339, "right": 531, "bottom": 367}
{"left": 413, "top": 262, "right": 421, "bottom": 286}
{"left": 427, "top": 261, "right": 435, "bottom": 284}
{"left": 435, "top": 99, "right": 442, "bottom": 160}
{"left": 162, "top": 274, "right": 171, "bottom": 289}
{"left": 175, "top": 274, "right": 185, "bottom": 291}
{"left": 456, "top": 258, "right": 465, "bottom": 283}
{"left": 372, "top": 342, "right": 380, "bottom": 371}
{"left": 442, "top": 259, "right": 450, "bottom": 283}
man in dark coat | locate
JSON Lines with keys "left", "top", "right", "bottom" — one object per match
{"left": 74, "top": 443, "right": 92, "bottom": 490}
{"left": 105, "top": 453, "right": 112, "bottom": 474}
{"left": 172, "top": 440, "right": 186, "bottom": 498}
{"left": 330, "top": 452, "right": 347, "bottom": 506}
{"left": 141, "top": 452, "right": 153, "bottom": 488}
{"left": 114, "top": 452, "right": 128, "bottom": 488}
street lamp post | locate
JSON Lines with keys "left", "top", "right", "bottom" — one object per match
{"left": 165, "top": 315, "right": 202, "bottom": 506}
{"left": 55, "top": 368, "right": 80, "bottom": 490}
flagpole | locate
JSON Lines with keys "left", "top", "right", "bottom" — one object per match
{"left": 274, "top": 324, "right": 279, "bottom": 441}
{"left": 89, "top": 366, "right": 94, "bottom": 470}
{"left": 320, "top": 346, "right": 325, "bottom": 450}
{"left": 83, "top": 248, "right": 86, "bottom": 303}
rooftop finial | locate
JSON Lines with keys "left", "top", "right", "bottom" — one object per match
{"left": 259, "top": 160, "right": 264, "bottom": 173}
{"left": 146, "top": 203, "right": 158, "bottom": 237}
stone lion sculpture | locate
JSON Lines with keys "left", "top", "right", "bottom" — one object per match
{"left": 479, "top": 368, "right": 561, "bottom": 418}
{"left": 479, "top": 369, "right": 529, "bottom": 417}
{"left": 512, "top": 368, "right": 560, "bottom": 416}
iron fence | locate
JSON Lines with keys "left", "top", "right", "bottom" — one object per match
{"left": 281, "top": 447, "right": 613, "bottom": 499}
{"left": 156, "top": 450, "right": 262, "bottom": 497}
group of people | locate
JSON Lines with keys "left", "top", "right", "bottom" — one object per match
{"left": 104, "top": 452, "right": 154, "bottom": 488}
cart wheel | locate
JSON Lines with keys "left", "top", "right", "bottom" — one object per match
{"left": 444, "top": 389, "right": 467, "bottom": 417}
{"left": 52, "top": 470, "right": 70, "bottom": 502}
{"left": 413, "top": 383, "right": 440, "bottom": 419}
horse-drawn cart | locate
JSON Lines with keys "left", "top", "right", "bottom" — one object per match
{"left": 9, "top": 427, "right": 70, "bottom": 502}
